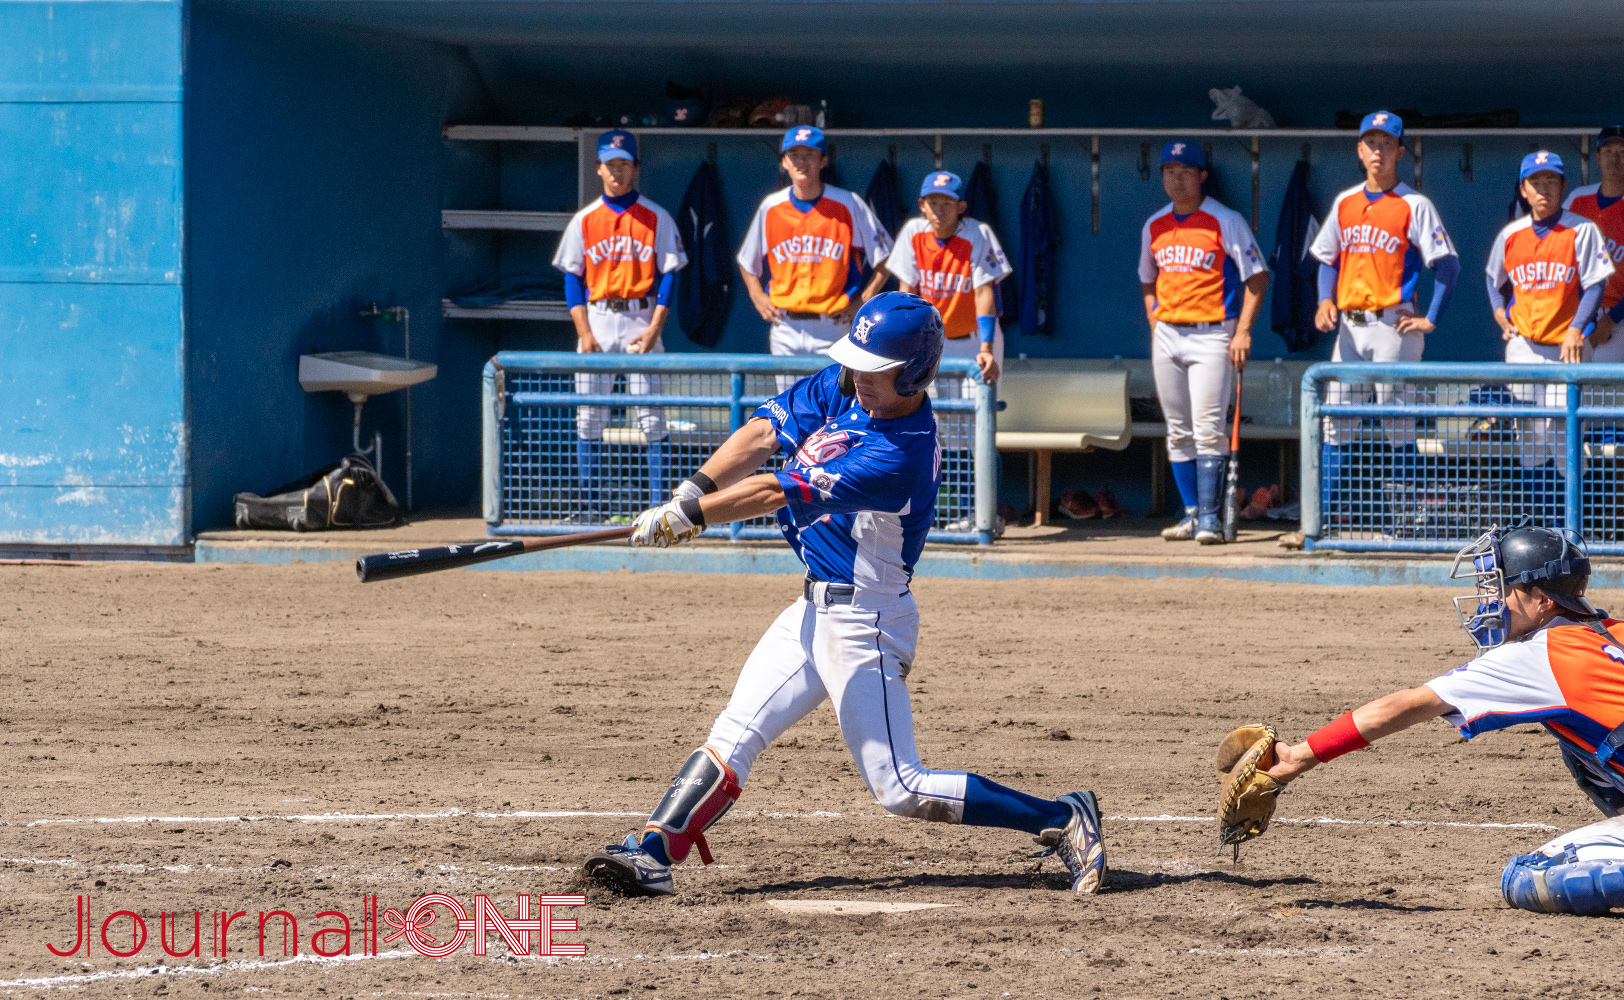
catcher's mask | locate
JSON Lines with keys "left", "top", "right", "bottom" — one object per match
{"left": 1451, "top": 520, "right": 1597, "bottom": 652}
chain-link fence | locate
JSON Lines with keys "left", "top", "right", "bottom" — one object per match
{"left": 1301, "top": 362, "right": 1624, "bottom": 553}
{"left": 482, "top": 352, "right": 996, "bottom": 543}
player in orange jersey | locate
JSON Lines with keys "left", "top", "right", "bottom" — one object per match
{"left": 737, "top": 126, "right": 893, "bottom": 388}
{"left": 553, "top": 129, "right": 688, "bottom": 515}
{"left": 1138, "top": 141, "right": 1270, "bottom": 544}
{"left": 1253, "top": 523, "right": 1624, "bottom": 915}
{"left": 1486, "top": 151, "right": 1614, "bottom": 522}
{"left": 1563, "top": 126, "right": 1624, "bottom": 363}
{"left": 1309, "top": 112, "right": 1459, "bottom": 516}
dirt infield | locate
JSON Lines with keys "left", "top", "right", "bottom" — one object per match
{"left": 1, "top": 563, "right": 1620, "bottom": 998}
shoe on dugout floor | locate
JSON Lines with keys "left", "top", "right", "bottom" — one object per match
{"left": 1031, "top": 790, "right": 1107, "bottom": 894}
{"left": 1094, "top": 489, "right": 1125, "bottom": 519}
{"left": 1195, "top": 512, "right": 1225, "bottom": 545}
{"left": 1161, "top": 506, "right": 1198, "bottom": 540}
{"left": 1265, "top": 500, "right": 1300, "bottom": 521}
{"left": 1057, "top": 489, "right": 1099, "bottom": 519}
{"left": 1240, "top": 484, "right": 1281, "bottom": 520}
{"left": 584, "top": 833, "right": 674, "bottom": 896}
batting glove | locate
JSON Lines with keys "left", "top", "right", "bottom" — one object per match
{"left": 631, "top": 498, "right": 705, "bottom": 548}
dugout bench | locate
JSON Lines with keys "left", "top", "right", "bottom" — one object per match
{"left": 995, "top": 360, "right": 1132, "bottom": 526}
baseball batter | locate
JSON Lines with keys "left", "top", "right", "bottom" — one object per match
{"left": 553, "top": 129, "right": 688, "bottom": 511}
{"left": 1138, "top": 141, "right": 1270, "bottom": 545}
{"left": 878, "top": 170, "right": 1012, "bottom": 392}
{"left": 737, "top": 125, "right": 893, "bottom": 389}
{"left": 1487, "top": 151, "right": 1614, "bottom": 520}
{"left": 1563, "top": 126, "right": 1624, "bottom": 363}
{"left": 583, "top": 293, "right": 1106, "bottom": 896}
{"left": 1223, "top": 523, "right": 1624, "bottom": 916}
{"left": 1310, "top": 111, "right": 1459, "bottom": 508}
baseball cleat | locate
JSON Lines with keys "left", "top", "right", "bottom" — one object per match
{"left": 1195, "top": 513, "right": 1225, "bottom": 544}
{"left": 1057, "top": 489, "right": 1099, "bottom": 519}
{"left": 584, "top": 833, "right": 675, "bottom": 896}
{"left": 1094, "top": 489, "right": 1126, "bottom": 519}
{"left": 1161, "top": 507, "right": 1198, "bottom": 540}
{"left": 1031, "top": 790, "right": 1107, "bottom": 894}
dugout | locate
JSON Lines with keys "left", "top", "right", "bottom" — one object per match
{"left": 5, "top": 0, "right": 1623, "bottom": 554}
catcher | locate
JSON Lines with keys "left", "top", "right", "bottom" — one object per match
{"left": 1217, "top": 522, "right": 1624, "bottom": 915}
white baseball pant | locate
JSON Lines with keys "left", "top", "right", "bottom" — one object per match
{"left": 1535, "top": 814, "right": 1624, "bottom": 861}
{"left": 576, "top": 301, "right": 667, "bottom": 442}
{"left": 1151, "top": 320, "right": 1234, "bottom": 462}
{"left": 769, "top": 313, "right": 845, "bottom": 392}
{"left": 702, "top": 586, "right": 968, "bottom": 823}
{"left": 1505, "top": 335, "right": 1566, "bottom": 469}
{"left": 1323, "top": 305, "right": 1425, "bottom": 448}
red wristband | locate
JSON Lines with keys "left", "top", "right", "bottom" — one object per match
{"left": 1306, "top": 711, "right": 1369, "bottom": 763}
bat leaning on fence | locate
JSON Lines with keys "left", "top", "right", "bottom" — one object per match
{"left": 355, "top": 526, "right": 636, "bottom": 583}
{"left": 1223, "top": 366, "right": 1243, "bottom": 543}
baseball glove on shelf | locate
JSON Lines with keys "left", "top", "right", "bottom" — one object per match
{"left": 1215, "top": 723, "right": 1285, "bottom": 850}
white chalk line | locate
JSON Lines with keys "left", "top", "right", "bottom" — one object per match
{"left": 0, "top": 946, "right": 776, "bottom": 990}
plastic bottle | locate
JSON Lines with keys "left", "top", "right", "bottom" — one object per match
{"left": 816, "top": 100, "right": 828, "bottom": 129}
{"left": 1266, "top": 358, "right": 1292, "bottom": 426}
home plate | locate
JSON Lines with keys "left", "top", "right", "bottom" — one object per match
{"left": 767, "top": 899, "right": 959, "bottom": 915}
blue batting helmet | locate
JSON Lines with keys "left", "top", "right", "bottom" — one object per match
{"left": 828, "top": 292, "right": 944, "bottom": 397}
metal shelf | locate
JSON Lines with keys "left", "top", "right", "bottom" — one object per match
{"left": 445, "top": 124, "right": 1603, "bottom": 142}
{"left": 442, "top": 209, "right": 572, "bottom": 231}
{"left": 442, "top": 299, "right": 571, "bottom": 322}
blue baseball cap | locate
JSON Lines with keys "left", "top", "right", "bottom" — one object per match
{"left": 1521, "top": 150, "right": 1564, "bottom": 179}
{"left": 1359, "top": 111, "right": 1403, "bottom": 140}
{"left": 780, "top": 125, "right": 827, "bottom": 154}
{"left": 919, "top": 171, "right": 964, "bottom": 200}
{"left": 597, "top": 128, "right": 637, "bottom": 163}
{"left": 1161, "top": 140, "right": 1206, "bottom": 170}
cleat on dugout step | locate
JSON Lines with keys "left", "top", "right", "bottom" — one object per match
{"left": 1162, "top": 507, "right": 1198, "bottom": 540}
{"left": 1031, "top": 791, "right": 1107, "bottom": 894}
{"left": 584, "top": 833, "right": 674, "bottom": 896}
{"left": 1195, "top": 513, "right": 1225, "bottom": 545}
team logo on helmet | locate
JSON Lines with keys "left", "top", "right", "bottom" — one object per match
{"left": 609, "top": 134, "right": 626, "bottom": 147}
{"left": 933, "top": 174, "right": 950, "bottom": 187}
{"left": 851, "top": 316, "right": 875, "bottom": 344}
{"left": 1170, "top": 142, "right": 1185, "bottom": 156}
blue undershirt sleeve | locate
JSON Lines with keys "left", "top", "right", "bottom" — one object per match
{"left": 1425, "top": 255, "right": 1460, "bottom": 325}
{"left": 1317, "top": 262, "right": 1338, "bottom": 302}
{"left": 564, "top": 271, "right": 588, "bottom": 309}
{"left": 655, "top": 269, "right": 675, "bottom": 308}
{"left": 1486, "top": 274, "right": 1509, "bottom": 313}
{"left": 1574, "top": 281, "right": 1605, "bottom": 333}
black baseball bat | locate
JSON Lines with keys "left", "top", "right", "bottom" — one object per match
{"left": 356, "top": 526, "right": 635, "bottom": 583}
{"left": 1223, "top": 365, "right": 1243, "bottom": 542}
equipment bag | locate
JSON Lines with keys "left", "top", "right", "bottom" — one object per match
{"left": 233, "top": 454, "right": 404, "bottom": 531}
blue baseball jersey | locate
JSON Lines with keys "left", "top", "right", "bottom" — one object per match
{"left": 753, "top": 365, "right": 940, "bottom": 591}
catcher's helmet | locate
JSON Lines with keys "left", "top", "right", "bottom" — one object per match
{"left": 828, "top": 292, "right": 944, "bottom": 397}
{"left": 1451, "top": 520, "right": 1597, "bottom": 651}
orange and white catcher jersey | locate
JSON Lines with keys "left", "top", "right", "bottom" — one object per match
{"left": 1563, "top": 184, "right": 1624, "bottom": 312}
{"left": 1426, "top": 617, "right": 1624, "bottom": 797}
{"left": 1137, "top": 196, "right": 1268, "bottom": 326}
{"left": 553, "top": 195, "right": 687, "bottom": 300}
{"left": 1309, "top": 183, "right": 1455, "bottom": 311}
{"left": 884, "top": 217, "right": 1011, "bottom": 338}
{"left": 1486, "top": 212, "right": 1614, "bottom": 344}
{"left": 736, "top": 187, "right": 892, "bottom": 315}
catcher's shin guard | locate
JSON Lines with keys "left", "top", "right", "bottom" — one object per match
{"left": 644, "top": 747, "right": 741, "bottom": 865}
{"left": 1501, "top": 851, "right": 1624, "bottom": 915}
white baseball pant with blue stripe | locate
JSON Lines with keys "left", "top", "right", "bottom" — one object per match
{"left": 702, "top": 586, "right": 968, "bottom": 822}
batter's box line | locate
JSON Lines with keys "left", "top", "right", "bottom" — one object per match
{"left": 1107, "top": 814, "right": 1560, "bottom": 832}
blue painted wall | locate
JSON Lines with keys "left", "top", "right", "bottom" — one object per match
{"left": 185, "top": 1, "right": 498, "bottom": 530}
{"left": 0, "top": 0, "right": 186, "bottom": 546}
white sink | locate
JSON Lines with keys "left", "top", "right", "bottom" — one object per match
{"left": 299, "top": 352, "right": 437, "bottom": 397}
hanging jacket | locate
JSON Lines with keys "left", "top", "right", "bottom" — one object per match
{"left": 1016, "top": 158, "right": 1057, "bottom": 336}
{"left": 864, "top": 159, "right": 906, "bottom": 294}
{"left": 965, "top": 161, "right": 1007, "bottom": 317}
{"left": 676, "top": 160, "right": 733, "bottom": 347}
{"left": 1269, "top": 159, "right": 1322, "bottom": 353}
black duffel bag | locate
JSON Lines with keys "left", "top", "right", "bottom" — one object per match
{"left": 233, "top": 454, "right": 404, "bottom": 531}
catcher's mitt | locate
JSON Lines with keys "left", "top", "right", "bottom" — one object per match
{"left": 1216, "top": 723, "right": 1285, "bottom": 848}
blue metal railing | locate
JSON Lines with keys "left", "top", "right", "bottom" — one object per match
{"left": 1301, "top": 362, "right": 1624, "bottom": 553}
{"left": 482, "top": 352, "right": 998, "bottom": 544}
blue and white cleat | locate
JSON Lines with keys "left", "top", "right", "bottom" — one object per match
{"left": 584, "top": 833, "right": 675, "bottom": 896}
{"left": 1194, "top": 513, "right": 1225, "bottom": 545}
{"left": 1032, "top": 791, "right": 1107, "bottom": 894}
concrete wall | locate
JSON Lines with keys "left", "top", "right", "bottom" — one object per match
{"left": 0, "top": 0, "right": 186, "bottom": 548}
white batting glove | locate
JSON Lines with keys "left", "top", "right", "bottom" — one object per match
{"left": 630, "top": 499, "right": 704, "bottom": 548}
